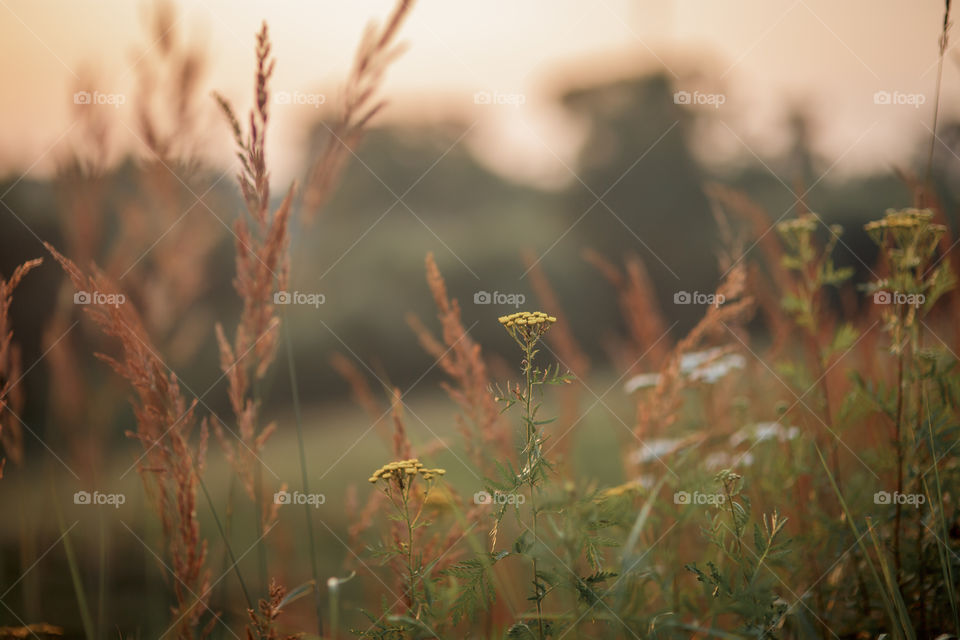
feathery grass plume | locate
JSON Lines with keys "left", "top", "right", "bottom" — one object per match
{"left": 44, "top": 244, "right": 213, "bottom": 639}
{"left": 134, "top": 0, "right": 208, "bottom": 163}
{"left": 708, "top": 184, "right": 798, "bottom": 353}
{"left": 707, "top": 184, "right": 793, "bottom": 293}
{"left": 709, "top": 193, "right": 749, "bottom": 274}
{"left": 330, "top": 352, "right": 386, "bottom": 425}
{"left": 212, "top": 21, "right": 295, "bottom": 528}
{"left": 0, "top": 259, "right": 42, "bottom": 476}
{"left": 634, "top": 264, "right": 753, "bottom": 444}
{"left": 244, "top": 580, "right": 300, "bottom": 640}
{"left": 582, "top": 249, "right": 671, "bottom": 371}
{"left": 125, "top": 0, "right": 220, "bottom": 364}
{"left": 51, "top": 75, "right": 117, "bottom": 475}
{"left": 50, "top": 3, "right": 219, "bottom": 479}
{"left": 302, "top": 0, "right": 416, "bottom": 218}
{"left": 923, "top": 0, "right": 952, "bottom": 195}
{"left": 407, "top": 253, "right": 510, "bottom": 469}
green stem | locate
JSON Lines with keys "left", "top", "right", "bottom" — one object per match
{"left": 524, "top": 342, "right": 544, "bottom": 640}
{"left": 48, "top": 473, "right": 95, "bottom": 640}
{"left": 402, "top": 488, "right": 419, "bottom": 617}
{"left": 97, "top": 505, "right": 106, "bottom": 640}
{"left": 284, "top": 317, "right": 324, "bottom": 636}
{"left": 213, "top": 476, "right": 237, "bottom": 640}
{"left": 894, "top": 312, "right": 905, "bottom": 585}
{"left": 197, "top": 472, "right": 254, "bottom": 612}
{"left": 253, "top": 376, "right": 268, "bottom": 594}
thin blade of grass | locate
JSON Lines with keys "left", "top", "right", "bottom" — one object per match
{"left": 48, "top": 474, "right": 95, "bottom": 640}
{"left": 284, "top": 316, "right": 325, "bottom": 636}
{"left": 922, "top": 389, "right": 959, "bottom": 634}
{"left": 196, "top": 472, "right": 254, "bottom": 612}
{"left": 815, "top": 445, "right": 908, "bottom": 640}
{"left": 97, "top": 507, "right": 105, "bottom": 640}
{"left": 866, "top": 516, "right": 916, "bottom": 640}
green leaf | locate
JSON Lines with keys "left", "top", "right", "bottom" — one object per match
{"left": 514, "top": 531, "right": 533, "bottom": 555}
{"left": 441, "top": 551, "right": 508, "bottom": 625}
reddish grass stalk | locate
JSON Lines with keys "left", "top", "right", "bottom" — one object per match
{"left": 244, "top": 580, "right": 299, "bottom": 640}
{"left": 213, "top": 24, "right": 295, "bottom": 593}
{"left": 407, "top": 253, "right": 510, "bottom": 470}
{"left": 302, "top": 0, "right": 417, "bottom": 218}
{"left": 634, "top": 265, "right": 753, "bottom": 444}
{"left": 45, "top": 244, "right": 213, "bottom": 640}
{"left": 582, "top": 249, "right": 670, "bottom": 371}
{"left": 0, "top": 258, "right": 42, "bottom": 476}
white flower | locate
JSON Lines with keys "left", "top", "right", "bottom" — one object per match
{"left": 624, "top": 348, "right": 745, "bottom": 393}
{"left": 631, "top": 438, "right": 684, "bottom": 464}
{"left": 729, "top": 421, "right": 798, "bottom": 447}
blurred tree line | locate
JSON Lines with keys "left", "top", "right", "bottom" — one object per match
{"left": 0, "top": 71, "right": 950, "bottom": 433}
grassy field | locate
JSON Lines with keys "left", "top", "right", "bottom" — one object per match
{"left": 2, "top": 1, "right": 960, "bottom": 639}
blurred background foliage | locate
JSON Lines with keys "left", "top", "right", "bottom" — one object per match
{"left": 1, "top": 70, "right": 950, "bottom": 431}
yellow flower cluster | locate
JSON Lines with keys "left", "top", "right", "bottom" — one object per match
{"left": 498, "top": 311, "right": 557, "bottom": 330}
{"left": 865, "top": 208, "right": 937, "bottom": 231}
{"left": 368, "top": 458, "right": 447, "bottom": 483}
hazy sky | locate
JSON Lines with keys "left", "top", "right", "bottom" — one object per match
{"left": 0, "top": 0, "right": 953, "bottom": 187}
